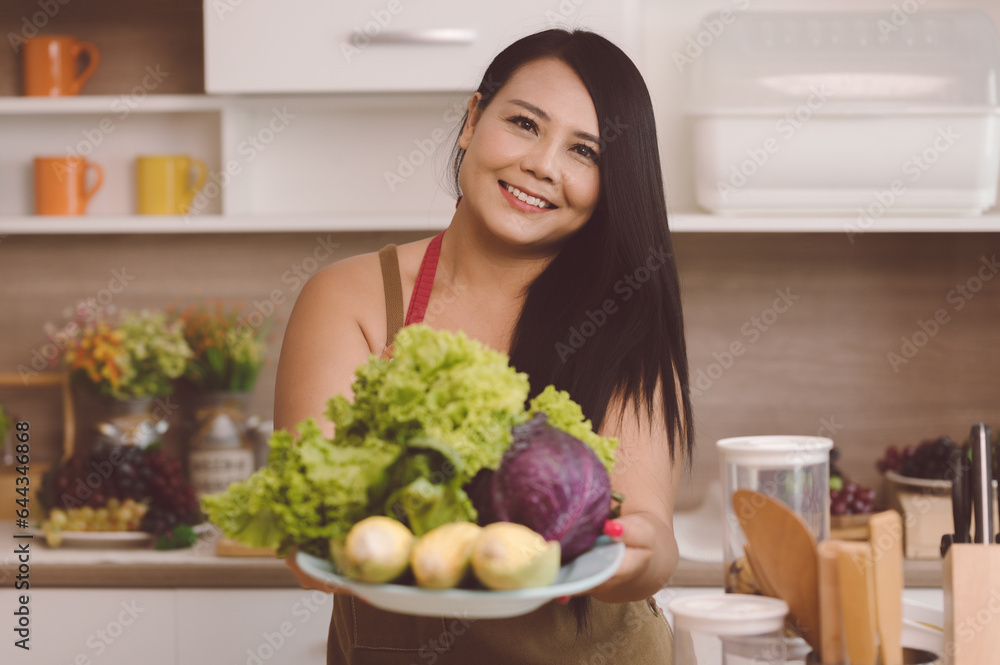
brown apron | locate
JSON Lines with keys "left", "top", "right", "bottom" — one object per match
{"left": 328, "top": 595, "right": 674, "bottom": 664}
{"left": 323, "top": 244, "right": 675, "bottom": 663}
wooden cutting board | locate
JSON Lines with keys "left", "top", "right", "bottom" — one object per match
{"left": 215, "top": 537, "right": 278, "bottom": 557}
{"left": 732, "top": 489, "right": 821, "bottom": 652}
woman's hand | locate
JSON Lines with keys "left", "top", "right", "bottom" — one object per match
{"left": 582, "top": 513, "right": 677, "bottom": 604}
{"left": 284, "top": 546, "right": 353, "bottom": 595}
{"left": 559, "top": 377, "right": 685, "bottom": 605}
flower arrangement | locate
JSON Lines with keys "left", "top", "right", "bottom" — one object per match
{"left": 177, "top": 301, "right": 268, "bottom": 393}
{"left": 63, "top": 309, "right": 192, "bottom": 400}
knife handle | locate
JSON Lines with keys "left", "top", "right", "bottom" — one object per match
{"left": 970, "top": 424, "right": 993, "bottom": 545}
{"left": 950, "top": 446, "right": 971, "bottom": 545}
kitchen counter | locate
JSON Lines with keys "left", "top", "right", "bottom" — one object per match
{"left": 1, "top": 521, "right": 946, "bottom": 589}
{"left": 0, "top": 520, "right": 295, "bottom": 588}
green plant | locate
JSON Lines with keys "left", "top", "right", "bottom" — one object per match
{"left": 63, "top": 309, "right": 191, "bottom": 400}
{"left": 178, "top": 301, "right": 268, "bottom": 393}
{"left": 0, "top": 401, "right": 11, "bottom": 446}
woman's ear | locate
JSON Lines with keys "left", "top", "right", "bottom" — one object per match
{"left": 457, "top": 92, "right": 484, "bottom": 150}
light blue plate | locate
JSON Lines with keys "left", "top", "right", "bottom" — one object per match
{"left": 295, "top": 535, "right": 626, "bottom": 618}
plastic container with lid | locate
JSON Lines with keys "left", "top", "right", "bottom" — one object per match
{"left": 687, "top": 10, "right": 1000, "bottom": 216}
{"left": 669, "top": 594, "right": 788, "bottom": 664}
{"left": 717, "top": 435, "right": 832, "bottom": 593}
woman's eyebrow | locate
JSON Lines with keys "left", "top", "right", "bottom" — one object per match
{"left": 509, "top": 98, "right": 600, "bottom": 145}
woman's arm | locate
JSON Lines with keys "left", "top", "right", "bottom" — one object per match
{"left": 274, "top": 257, "right": 378, "bottom": 437}
{"left": 274, "top": 257, "right": 380, "bottom": 591}
{"left": 587, "top": 377, "right": 685, "bottom": 604}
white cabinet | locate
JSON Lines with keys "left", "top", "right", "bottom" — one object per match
{"left": 0, "top": 588, "right": 333, "bottom": 665}
{"left": 204, "top": 0, "right": 639, "bottom": 94}
{"left": 176, "top": 589, "right": 332, "bottom": 665}
{"left": 0, "top": 588, "right": 177, "bottom": 664}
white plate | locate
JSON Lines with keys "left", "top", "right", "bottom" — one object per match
{"left": 34, "top": 522, "right": 212, "bottom": 548}
{"left": 885, "top": 469, "right": 999, "bottom": 491}
{"left": 295, "top": 536, "right": 626, "bottom": 619}
{"left": 33, "top": 529, "right": 153, "bottom": 548}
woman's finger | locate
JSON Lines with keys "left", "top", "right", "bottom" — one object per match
{"left": 285, "top": 547, "right": 350, "bottom": 595}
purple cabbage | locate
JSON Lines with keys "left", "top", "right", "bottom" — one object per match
{"left": 491, "top": 413, "right": 612, "bottom": 561}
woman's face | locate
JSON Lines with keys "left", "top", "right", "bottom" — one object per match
{"left": 457, "top": 57, "right": 601, "bottom": 253}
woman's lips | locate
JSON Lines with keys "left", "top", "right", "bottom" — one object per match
{"left": 498, "top": 181, "right": 554, "bottom": 214}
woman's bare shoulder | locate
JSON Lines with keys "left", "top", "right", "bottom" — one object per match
{"left": 292, "top": 237, "right": 435, "bottom": 350}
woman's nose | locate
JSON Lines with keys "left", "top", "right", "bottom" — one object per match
{"left": 520, "top": 139, "right": 560, "bottom": 184}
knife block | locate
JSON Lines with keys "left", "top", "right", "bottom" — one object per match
{"left": 942, "top": 544, "right": 1000, "bottom": 665}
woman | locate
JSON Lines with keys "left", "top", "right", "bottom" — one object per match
{"left": 275, "top": 28, "right": 693, "bottom": 664}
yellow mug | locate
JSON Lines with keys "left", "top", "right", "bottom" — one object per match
{"left": 136, "top": 155, "right": 207, "bottom": 215}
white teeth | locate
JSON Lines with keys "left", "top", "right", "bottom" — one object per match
{"left": 504, "top": 183, "right": 551, "bottom": 209}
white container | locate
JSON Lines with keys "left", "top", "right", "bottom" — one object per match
{"left": 670, "top": 594, "right": 788, "bottom": 665}
{"left": 688, "top": 10, "right": 1000, "bottom": 216}
{"left": 717, "top": 435, "right": 832, "bottom": 593}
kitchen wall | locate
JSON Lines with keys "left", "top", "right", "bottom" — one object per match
{"left": 1, "top": 0, "right": 999, "bottom": 509}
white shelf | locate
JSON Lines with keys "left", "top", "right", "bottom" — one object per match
{"left": 0, "top": 214, "right": 448, "bottom": 234}
{"left": 0, "top": 94, "right": 226, "bottom": 115}
{"left": 668, "top": 214, "right": 1000, "bottom": 233}
{"left": 0, "top": 92, "right": 467, "bottom": 115}
{"left": 2, "top": 214, "right": 998, "bottom": 234}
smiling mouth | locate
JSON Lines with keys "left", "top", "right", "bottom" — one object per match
{"left": 499, "top": 181, "right": 556, "bottom": 209}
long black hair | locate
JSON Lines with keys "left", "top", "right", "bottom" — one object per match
{"left": 450, "top": 29, "right": 693, "bottom": 465}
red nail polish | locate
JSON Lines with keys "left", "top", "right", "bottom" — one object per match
{"left": 603, "top": 520, "right": 624, "bottom": 538}
{"left": 556, "top": 595, "right": 570, "bottom": 604}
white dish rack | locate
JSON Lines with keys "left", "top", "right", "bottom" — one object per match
{"left": 687, "top": 10, "right": 1000, "bottom": 216}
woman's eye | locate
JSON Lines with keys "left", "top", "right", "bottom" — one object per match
{"left": 574, "top": 144, "right": 600, "bottom": 163}
{"left": 508, "top": 115, "right": 537, "bottom": 133}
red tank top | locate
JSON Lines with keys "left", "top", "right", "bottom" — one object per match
{"left": 404, "top": 231, "right": 444, "bottom": 325}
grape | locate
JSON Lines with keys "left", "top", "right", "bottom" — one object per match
{"left": 877, "top": 437, "right": 957, "bottom": 480}
{"left": 40, "top": 441, "right": 200, "bottom": 538}
{"left": 829, "top": 481, "right": 876, "bottom": 516}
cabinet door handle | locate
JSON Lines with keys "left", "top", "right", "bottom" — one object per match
{"left": 358, "top": 29, "right": 477, "bottom": 46}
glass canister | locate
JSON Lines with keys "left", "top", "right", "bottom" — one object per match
{"left": 717, "top": 436, "right": 832, "bottom": 593}
{"left": 670, "top": 594, "right": 788, "bottom": 665}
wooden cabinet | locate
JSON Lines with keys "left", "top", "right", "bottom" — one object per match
{"left": 203, "top": 0, "right": 639, "bottom": 93}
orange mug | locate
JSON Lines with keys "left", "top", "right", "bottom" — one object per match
{"left": 23, "top": 35, "right": 99, "bottom": 97}
{"left": 34, "top": 156, "right": 103, "bottom": 215}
